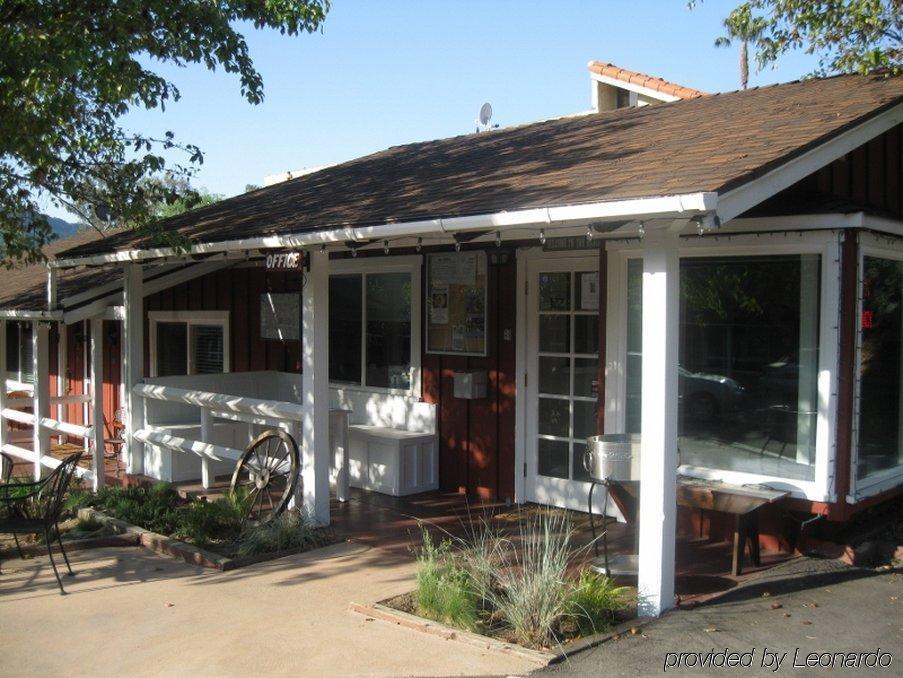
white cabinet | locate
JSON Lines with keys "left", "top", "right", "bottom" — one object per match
{"left": 348, "top": 425, "right": 438, "bottom": 496}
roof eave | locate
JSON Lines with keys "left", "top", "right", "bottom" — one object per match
{"left": 51, "top": 192, "right": 719, "bottom": 268}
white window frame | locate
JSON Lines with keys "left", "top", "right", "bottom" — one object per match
{"left": 329, "top": 255, "right": 422, "bottom": 398}
{"left": 5, "top": 321, "right": 34, "bottom": 388}
{"left": 604, "top": 230, "right": 841, "bottom": 502}
{"left": 850, "top": 232, "right": 903, "bottom": 502}
{"left": 148, "top": 310, "right": 230, "bottom": 377}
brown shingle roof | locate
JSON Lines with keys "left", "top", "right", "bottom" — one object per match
{"left": 587, "top": 61, "right": 707, "bottom": 100}
{"left": 58, "top": 73, "right": 903, "bottom": 260}
{"left": 0, "top": 229, "right": 119, "bottom": 310}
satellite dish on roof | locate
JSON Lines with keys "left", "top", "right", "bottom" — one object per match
{"left": 479, "top": 102, "right": 493, "bottom": 127}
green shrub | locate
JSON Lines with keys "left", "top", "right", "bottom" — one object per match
{"left": 565, "top": 570, "right": 627, "bottom": 636}
{"left": 64, "top": 489, "right": 93, "bottom": 513}
{"left": 236, "top": 510, "right": 329, "bottom": 557}
{"left": 173, "top": 493, "right": 247, "bottom": 547}
{"left": 91, "top": 483, "right": 184, "bottom": 536}
{"left": 415, "top": 529, "right": 479, "bottom": 631}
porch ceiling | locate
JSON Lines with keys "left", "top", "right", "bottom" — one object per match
{"left": 54, "top": 73, "right": 903, "bottom": 261}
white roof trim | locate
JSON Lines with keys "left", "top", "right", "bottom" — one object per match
{"left": 718, "top": 101, "right": 903, "bottom": 223}
{"left": 50, "top": 192, "right": 718, "bottom": 268}
{"left": 590, "top": 72, "right": 682, "bottom": 103}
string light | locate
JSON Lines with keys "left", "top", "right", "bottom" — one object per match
{"left": 351, "top": 246, "right": 358, "bottom": 258}
{"left": 383, "top": 240, "right": 390, "bottom": 255}
{"left": 455, "top": 240, "right": 461, "bottom": 252}
{"left": 495, "top": 231, "right": 502, "bottom": 248}
{"left": 416, "top": 237, "right": 422, "bottom": 253}
{"left": 586, "top": 225, "right": 594, "bottom": 242}
{"left": 638, "top": 222, "right": 645, "bottom": 239}
{"left": 696, "top": 219, "right": 705, "bottom": 237}
{"left": 319, "top": 244, "right": 327, "bottom": 253}
{"left": 539, "top": 229, "right": 546, "bottom": 246}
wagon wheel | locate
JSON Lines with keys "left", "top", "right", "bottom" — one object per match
{"left": 230, "top": 429, "right": 299, "bottom": 523}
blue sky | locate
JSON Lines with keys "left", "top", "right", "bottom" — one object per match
{"left": 53, "top": 1, "right": 820, "bottom": 220}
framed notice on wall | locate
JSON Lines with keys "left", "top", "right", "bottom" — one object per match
{"left": 426, "top": 251, "right": 488, "bottom": 356}
{"left": 260, "top": 292, "right": 300, "bottom": 340}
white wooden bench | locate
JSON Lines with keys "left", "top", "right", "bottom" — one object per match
{"left": 330, "top": 388, "right": 438, "bottom": 496}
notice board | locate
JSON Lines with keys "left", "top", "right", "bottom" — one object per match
{"left": 426, "top": 251, "right": 487, "bottom": 356}
{"left": 260, "top": 292, "right": 300, "bottom": 341}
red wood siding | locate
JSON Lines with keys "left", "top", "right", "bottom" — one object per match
{"left": 422, "top": 253, "right": 518, "bottom": 502}
{"left": 144, "top": 265, "right": 303, "bottom": 375}
{"left": 765, "top": 122, "right": 903, "bottom": 218}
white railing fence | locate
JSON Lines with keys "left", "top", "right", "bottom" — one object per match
{"left": 0, "top": 392, "right": 99, "bottom": 485}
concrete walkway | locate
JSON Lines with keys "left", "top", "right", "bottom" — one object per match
{"left": 539, "top": 557, "right": 903, "bottom": 677}
{"left": 0, "top": 543, "right": 537, "bottom": 677}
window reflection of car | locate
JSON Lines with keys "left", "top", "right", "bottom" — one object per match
{"left": 626, "top": 353, "right": 746, "bottom": 423}
{"left": 678, "top": 366, "right": 746, "bottom": 423}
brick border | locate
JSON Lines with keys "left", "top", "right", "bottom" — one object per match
{"left": 349, "top": 600, "right": 653, "bottom": 665}
{"left": 78, "top": 508, "right": 333, "bottom": 571}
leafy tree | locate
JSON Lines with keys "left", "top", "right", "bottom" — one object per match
{"left": 693, "top": 1, "right": 902, "bottom": 81}
{"left": 0, "top": 0, "right": 329, "bottom": 264}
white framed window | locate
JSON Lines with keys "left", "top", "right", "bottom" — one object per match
{"left": 851, "top": 234, "right": 903, "bottom": 501}
{"left": 5, "top": 321, "right": 34, "bottom": 385}
{"left": 149, "top": 311, "right": 230, "bottom": 377}
{"left": 329, "top": 256, "right": 422, "bottom": 396}
{"left": 604, "top": 231, "right": 841, "bottom": 502}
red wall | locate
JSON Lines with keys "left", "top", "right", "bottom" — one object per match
{"left": 422, "top": 253, "right": 518, "bottom": 502}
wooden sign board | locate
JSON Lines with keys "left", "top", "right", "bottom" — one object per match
{"left": 265, "top": 251, "right": 307, "bottom": 272}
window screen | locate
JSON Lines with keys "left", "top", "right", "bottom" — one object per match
{"left": 156, "top": 322, "right": 188, "bottom": 376}
{"left": 191, "top": 325, "right": 225, "bottom": 374}
{"left": 329, "top": 275, "right": 362, "bottom": 384}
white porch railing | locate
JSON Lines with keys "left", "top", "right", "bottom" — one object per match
{"left": 132, "top": 378, "right": 349, "bottom": 499}
{"left": 0, "top": 392, "right": 97, "bottom": 483}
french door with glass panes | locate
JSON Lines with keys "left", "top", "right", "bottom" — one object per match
{"left": 525, "top": 256, "right": 606, "bottom": 512}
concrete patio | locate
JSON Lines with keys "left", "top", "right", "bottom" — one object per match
{"left": 0, "top": 542, "right": 539, "bottom": 677}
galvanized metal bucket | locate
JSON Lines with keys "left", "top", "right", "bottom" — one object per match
{"left": 583, "top": 434, "right": 641, "bottom": 482}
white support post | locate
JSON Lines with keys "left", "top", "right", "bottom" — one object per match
{"left": 82, "top": 321, "right": 89, "bottom": 454}
{"left": 200, "top": 408, "right": 212, "bottom": 489}
{"left": 0, "top": 319, "right": 7, "bottom": 474}
{"left": 56, "top": 321, "right": 67, "bottom": 444}
{"left": 637, "top": 229, "right": 680, "bottom": 618}
{"left": 32, "top": 321, "right": 50, "bottom": 480}
{"left": 90, "top": 318, "right": 105, "bottom": 490}
{"left": 301, "top": 249, "right": 330, "bottom": 525}
{"left": 122, "top": 263, "right": 145, "bottom": 475}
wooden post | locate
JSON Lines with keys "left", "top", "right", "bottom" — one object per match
{"left": 90, "top": 318, "right": 105, "bottom": 490}
{"left": 200, "top": 408, "right": 212, "bottom": 489}
{"left": 0, "top": 319, "right": 7, "bottom": 474}
{"left": 32, "top": 321, "right": 50, "bottom": 480}
{"left": 122, "top": 264, "right": 145, "bottom": 475}
{"left": 56, "top": 321, "right": 68, "bottom": 444}
{"left": 637, "top": 228, "right": 680, "bottom": 617}
{"left": 302, "top": 248, "right": 330, "bottom": 525}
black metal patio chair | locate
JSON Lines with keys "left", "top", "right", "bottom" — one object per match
{"left": 1, "top": 451, "right": 13, "bottom": 484}
{"left": 0, "top": 452, "right": 82, "bottom": 594}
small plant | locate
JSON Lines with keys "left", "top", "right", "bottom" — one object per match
{"left": 565, "top": 570, "right": 627, "bottom": 636}
{"left": 482, "top": 510, "right": 575, "bottom": 648}
{"left": 414, "top": 529, "right": 479, "bottom": 631}
{"left": 236, "top": 510, "right": 329, "bottom": 557}
{"left": 75, "top": 515, "right": 104, "bottom": 533}
{"left": 174, "top": 497, "right": 242, "bottom": 546}
{"left": 64, "top": 489, "right": 93, "bottom": 513}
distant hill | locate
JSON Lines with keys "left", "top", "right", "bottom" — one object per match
{"left": 47, "top": 216, "right": 84, "bottom": 239}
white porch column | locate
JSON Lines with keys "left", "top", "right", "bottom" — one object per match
{"left": 0, "top": 320, "right": 7, "bottom": 474}
{"left": 90, "top": 318, "right": 105, "bottom": 490}
{"left": 301, "top": 249, "right": 330, "bottom": 525}
{"left": 637, "top": 229, "right": 680, "bottom": 617}
{"left": 200, "top": 408, "right": 213, "bottom": 489}
{"left": 122, "top": 263, "right": 145, "bottom": 475}
{"left": 56, "top": 321, "right": 67, "bottom": 443}
{"left": 32, "top": 321, "right": 50, "bottom": 480}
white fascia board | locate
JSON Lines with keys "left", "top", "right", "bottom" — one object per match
{"left": 0, "top": 310, "right": 62, "bottom": 321}
{"left": 590, "top": 72, "right": 682, "bottom": 103}
{"left": 718, "top": 102, "right": 903, "bottom": 224}
{"left": 50, "top": 193, "right": 718, "bottom": 269}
